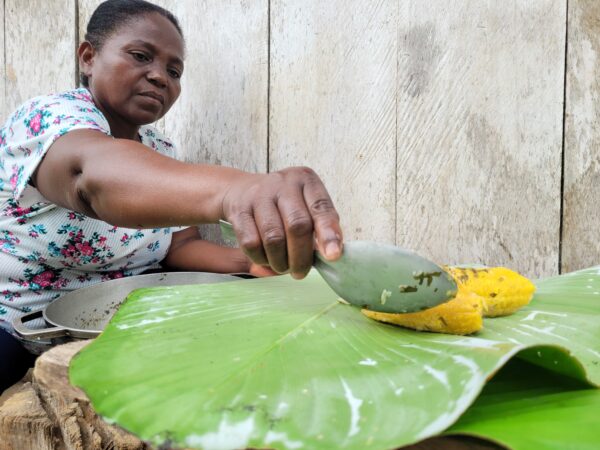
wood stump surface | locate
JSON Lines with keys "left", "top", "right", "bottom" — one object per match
{"left": 0, "top": 341, "right": 501, "bottom": 450}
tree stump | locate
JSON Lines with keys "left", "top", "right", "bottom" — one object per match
{"left": 0, "top": 340, "right": 147, "bottom": 450}
{"left": 0, "top": 341, "right": 501, "bottom": 450}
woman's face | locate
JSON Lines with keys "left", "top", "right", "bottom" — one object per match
{"left": 80, "top": 12, "right": 184, "bottom": 135}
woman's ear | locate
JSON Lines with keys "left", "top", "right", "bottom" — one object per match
{"left": 78, "top": 41, "right": 95, "bottom": 81}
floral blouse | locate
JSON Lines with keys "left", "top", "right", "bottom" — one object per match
{"left": 0, "top": 88, "right": 179, "bottom": 336}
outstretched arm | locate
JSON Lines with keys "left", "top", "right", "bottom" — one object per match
{"left": 33, "top": 129, "right": 343, "bottom": 278}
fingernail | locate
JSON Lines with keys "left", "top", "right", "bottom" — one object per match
{"left": 324, "top": 241, "right": 341, "bottom": 259}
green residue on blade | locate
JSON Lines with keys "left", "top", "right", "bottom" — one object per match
{"left": 412, "top": 271, "right": 443, "bottom": 286}
{"left": 399, "top": 284, "right": 418, "bottom": 293}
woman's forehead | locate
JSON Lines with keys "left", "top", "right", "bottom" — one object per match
{"left": 107, "top": 13, "right": 184, "bottom": 59}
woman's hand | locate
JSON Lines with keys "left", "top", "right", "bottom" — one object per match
{"left": 248, "top": 262, "right": 278, "bottom": 278}
{"left": 221, "top": 166, "right": 343, "bottom": 280}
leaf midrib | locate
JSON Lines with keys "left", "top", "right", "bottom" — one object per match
{"left": 204, "top": 300, "right": 340, "bottom": 396}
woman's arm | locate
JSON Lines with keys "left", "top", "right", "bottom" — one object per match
{"left": 164, "top": 227, "right": 248, "bottom": 273}
{"left": 33, "top": 129, "right": 243, "bottom": 228}
{"left": 163, "top": 227, "right": 276, "bottom": 277}
{"left": 33, "top": 129, "right": 341, "bottom": 278}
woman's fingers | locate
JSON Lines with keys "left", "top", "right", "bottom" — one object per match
{"left": 253, "top": 201, "right": 288, "bottom": 273}
{"left": 232, "top": 210, "right": 269, "bottom": 266}
{"left": 248, "top": 262, "right": 278, "bottom": 278}
{"left": 223, "top": 167, "right": 343, "bottom": 279}
{"left": 299, "top": 169, "right": 343, "bottom": 261}
{"left": 277, "top": 192, "right": 314, "bottom": 279}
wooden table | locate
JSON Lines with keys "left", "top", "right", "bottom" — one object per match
{"left": 0, "top": 341, "right": 502, "bottom": 450}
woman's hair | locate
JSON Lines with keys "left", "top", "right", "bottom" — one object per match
{"left": 80, "top": 0, "right": 184, "bottom": 87}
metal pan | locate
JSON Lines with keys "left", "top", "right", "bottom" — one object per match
{"left": 12, "top": 272, "right": 240, "bottom": 342}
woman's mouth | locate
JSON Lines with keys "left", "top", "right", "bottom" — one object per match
{"left": 138, "top": 91, "right": 164, "bottom": 105}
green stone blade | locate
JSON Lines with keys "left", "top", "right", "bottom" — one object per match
{"left": 220, "top": 219, "right": 457, "bottom": 312}
{"left": 314, "top": 241, "right": 457, "bottom": 313}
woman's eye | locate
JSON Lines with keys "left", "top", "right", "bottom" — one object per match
{"left": 132, "top": 52, "right": 149, "bottom": 62}
{"left": 168, "top": 69, "right": 181, "bottom": 79}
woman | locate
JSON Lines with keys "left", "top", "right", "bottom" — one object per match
{"left": 0, "top": 0, "right": 343, "bottom": 390}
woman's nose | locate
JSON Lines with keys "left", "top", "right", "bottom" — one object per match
{"left": 147, "top": 66, "right": 167, "bottom": 88}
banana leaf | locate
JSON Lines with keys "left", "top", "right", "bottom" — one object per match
{"left": 444, "top": 268, "right": 600, "bottom": 450}
{"left": 69, "top": 266, "right": 600, "bottom": 449}
{"left": 446, "top": 357, "right": 600, "bottom": 450}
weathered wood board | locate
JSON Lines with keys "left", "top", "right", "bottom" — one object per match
{"left": 269, "top": 0, "right": 398, "bottom": 244}
{"left": 77, "top": 0, "right": 103, "bottom": 44}
{"left": 4, "top": 0, "right": 77, "bottom": 115}
{"left": 396, "top": 0, "right": 566, "bottom": 278}
{"left": 562, "top": 0, "right": 600, "bottom": 273}
{"left": 161, "top": 0, "right": 268, "bottom": 172}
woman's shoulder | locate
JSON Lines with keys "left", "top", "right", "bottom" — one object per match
{"left": 2, "top": 88, "right": 109, "bottom": 132}
{"left": 0, "top": 88, "right": 111, "bottom": 201}
{"left": 1, "top": 88, "right": 110, "bottom": 145}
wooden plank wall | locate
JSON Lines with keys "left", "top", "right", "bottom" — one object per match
{"left": 0, "top": 1, "right": 597, "bottom": 278}
{"left": 396, "top": 1, "right": 565, "bottom": 277}
{"left": 563, "top": 0, "right": 600, "bottom": 274}
{"left": 3, "top": 0, "right": 76, "bottom": 114}
{"left": 270, "top": 0, "right": 398, "bottom": 244}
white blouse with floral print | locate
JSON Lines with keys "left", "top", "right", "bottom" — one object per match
{"left": 0, "top": 88, "right": 179, "bottom": 335}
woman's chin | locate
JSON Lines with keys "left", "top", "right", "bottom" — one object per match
{"left": 130, "top": 109, "right": 163, "bottom": 126}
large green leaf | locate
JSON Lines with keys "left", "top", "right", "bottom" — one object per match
{"left": 444, "top": 268, "right": 600, "bottom": 450}
{"left": 69, "top": 266, "right": 600, "bottom": 449}
{"left": 447, "top": 357, "right": 600, "bottom": 450}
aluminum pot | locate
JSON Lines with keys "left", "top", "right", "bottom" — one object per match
{"left": 12, "top": 272, "right": 240, "bottom": 342}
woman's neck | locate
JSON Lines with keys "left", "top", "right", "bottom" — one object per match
{"left": 84, "top": 87, "right": 142, "bottom": 141}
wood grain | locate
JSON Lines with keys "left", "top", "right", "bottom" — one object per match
{"left": 166, "top": 0, "right": 269, "bottom": 244}
{"left": 562, "top": 0, "right": 600, "bottom": 273}
{"left": 0, "top": 382, "right": 58, "bottom": 449}
{"left": 77, "top": 0, "right": 102, "bottom": 44}
{"left": 161, "top": 0, "right": 268, "bottom": 172}
{"left": 4, "top": 0, "right": 77, "bottom": 114}
{"left": 269, "top": 0, "right": 398, "bottom": 243}
{"left": 162, "top": 1, "right": 269, "bottom": 242}
{"left": 0, "top": 341, "right": 149, "bottom": 450}
{"left": 396, "top": 0, "right": 565, "bottom": 277}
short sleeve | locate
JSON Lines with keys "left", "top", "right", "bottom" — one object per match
{"left": 138, "top": 124, "right": 178, "bottom": 159}
{"left": 0, "top": 89, "right": 111, "bottom": 200}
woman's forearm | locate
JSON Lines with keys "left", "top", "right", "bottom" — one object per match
{"left": 163, "top": 232, "right": 250, "bottom": 273}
